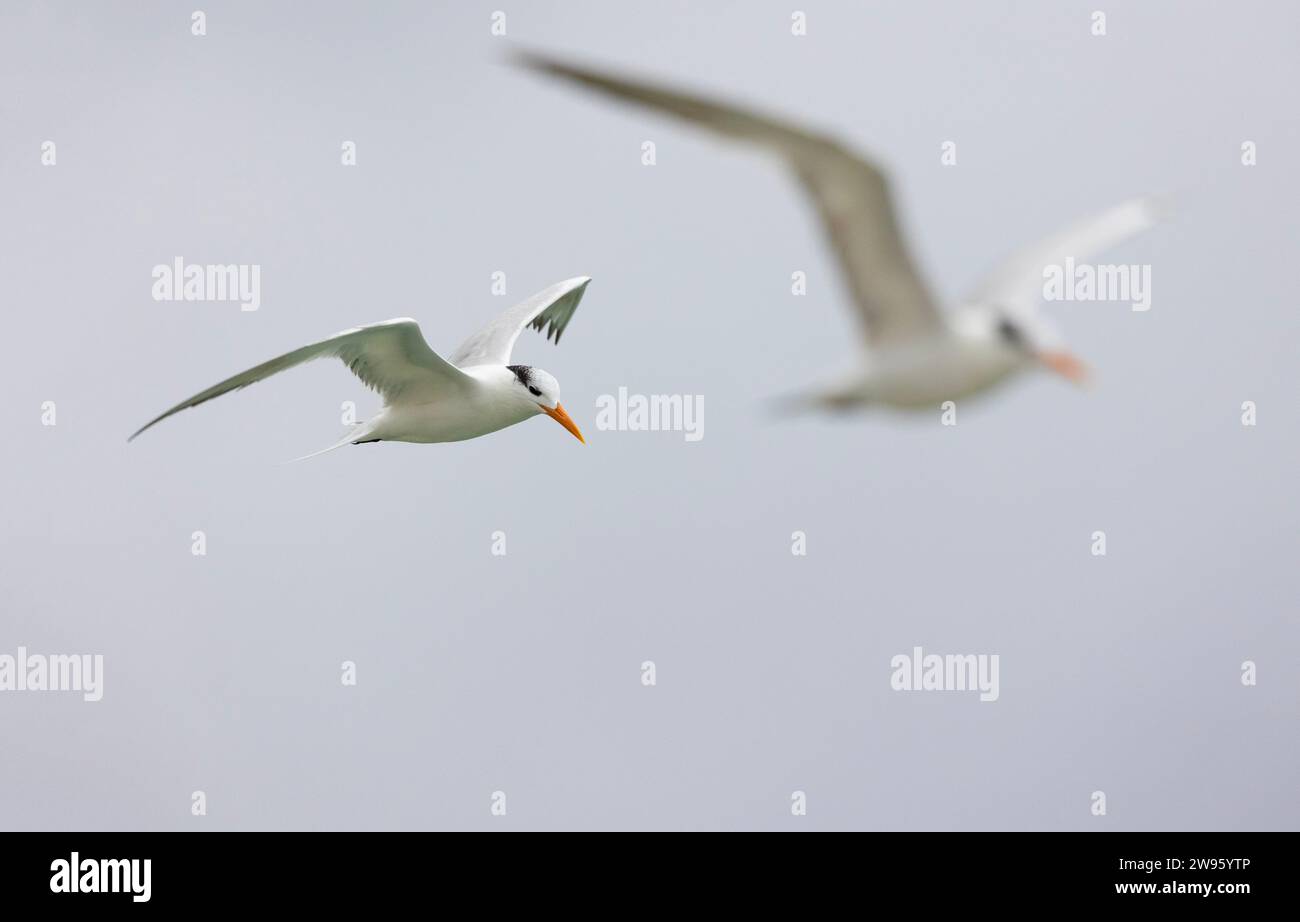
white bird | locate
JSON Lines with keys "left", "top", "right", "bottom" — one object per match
{"left": 130, "top": 277, "right": 591, "bottom": 456}
{"left": 520, "top": 54, "right": 1160, "bottom": 411}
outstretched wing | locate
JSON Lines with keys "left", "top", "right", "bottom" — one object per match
{"left": 966, "top": 197, "right": 1163, "bottom": 315}
{"left": 449, "top": 276, "right": 591, "bottom": 368}
{"left": 130, "top": 319, "right": 471, "bottom": 441}
{"left": 518, "top": 53, "right": 942, "bottom": 346}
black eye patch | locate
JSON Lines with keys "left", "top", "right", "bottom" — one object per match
{"left": 528, "top": 386, "right": 542, "bottom": 397}
{"left": 997, "top": 318, "right": 1024, "bottom": 347}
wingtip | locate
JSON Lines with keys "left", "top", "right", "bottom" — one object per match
{"left": 128, "top": 416, "right": 162, "bottom": 442}
{"left": 555, "top": 275, "right": 592, "bottom": 298}
{"left": 1124, "top": 193, "right": 1173, "bottom": 228}
{"left": 511, "top": 48, "right": 562, "bottom": 74}
{"left": 1142, "top": 193, "right": 1175, "bottom": 223}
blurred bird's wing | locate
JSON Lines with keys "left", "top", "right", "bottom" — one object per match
{"left": 518, "top": 53, "right": 942, "bottom": 347}
{"left": 449, "top": 276, "right": 591, "bottom": 368}
{"left": 967, "top": 196, "right": 1163, "bottom": 317}
{"left": 129, "top": 319, "right": 471, "bottom": 441}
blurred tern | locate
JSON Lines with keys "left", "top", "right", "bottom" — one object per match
{"left": 130, "top": 277, "right": 591, "bottom": 456}
{"left": 520, "top": 53, "right": 1159, "bottom": 412}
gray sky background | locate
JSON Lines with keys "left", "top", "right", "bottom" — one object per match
{"left": 1, "top": 0, "right": 1296, "bottom": 830}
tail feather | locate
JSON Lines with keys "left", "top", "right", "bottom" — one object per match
{"left": 768, "top": 390, "right": 822, "bottom": 417}
{"left": 769, "top": 388, "right": 865, "bottom": 417}
{"left": 281, "top": 423, "right": 373, "bottom": 464}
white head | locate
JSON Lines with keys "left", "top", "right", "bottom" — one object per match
{"left": 506, "top": 365, "right": 584, "bottom": 442}
{"left": 965, "top": 307, "right": 1089, "bottom": 385}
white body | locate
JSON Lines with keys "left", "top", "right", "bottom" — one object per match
{"left": 817, "top": 327, "right": 1023, "bottom": 410}
{"left": 369, "top": 365, "right": 539, "bottom": 443}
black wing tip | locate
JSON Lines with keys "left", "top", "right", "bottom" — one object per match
{"left": 512, "top": 51, "right": 624, "bottom": 95}
{"left": 512, "top": 49, "right": 563, "bottom": 73}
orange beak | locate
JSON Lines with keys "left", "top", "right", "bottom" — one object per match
{"left": 541, "top": 402, "right": 585, "bottom": 443}
{"left": 1038, "top": 350, "right": 1090, "bottom": 386}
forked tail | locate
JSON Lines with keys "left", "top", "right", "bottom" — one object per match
{"left": 768, "top": 387, "right": 866, "bottom": 417}
{"left": 768, "top": 390, "right": 822, "bottom": 417}
{"left": 282, "top": 422, "right": 375, "bottom": 464}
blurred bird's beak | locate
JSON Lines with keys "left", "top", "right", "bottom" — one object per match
{"left": 542, "top": 403, "right": 585, "bottom": 443}
{"left": 1038, "top": 350, "right": 1090, "bottom": 386}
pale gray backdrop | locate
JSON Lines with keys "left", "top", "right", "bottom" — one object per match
{"left": 1, "top": 0, "right": 1296, "bottom": 830}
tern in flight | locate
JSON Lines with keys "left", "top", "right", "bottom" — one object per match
{"left": 520, "top": 53, "right": 1159, "bottom": 411}
{"left": 130, "top": 277, "right": 591, "bottom": 456}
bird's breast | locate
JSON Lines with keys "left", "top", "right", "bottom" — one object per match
{"left": 865, "top": 340, "right": 1021, "bottom": 408}
{"left": 373, "top": 391, "right": 535, "bottom": 444}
